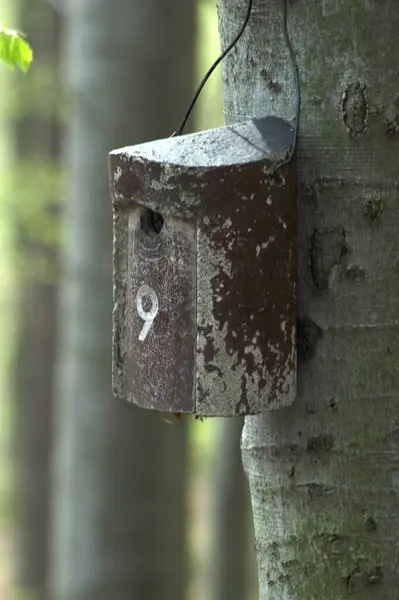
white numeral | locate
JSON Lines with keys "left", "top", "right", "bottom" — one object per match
{"left": 136, "top": 285, "right": 159, "bottom": 341}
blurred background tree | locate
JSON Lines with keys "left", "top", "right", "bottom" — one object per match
{"left": 50, "top": 1, "right": 195, "bottom": 599}
{"left": 0, "top": 1, "right": 256, "bottom": 599}
{"left": 11, "top": 3, "right": 61, "bottom": 599}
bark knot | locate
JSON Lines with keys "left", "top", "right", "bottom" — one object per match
{"left": 310, "top": 227, "right": 347, "bottom": 290}
{"left": 306, "top": 434, "right": 334, "bottom": 454}
{"left": 297, "top": 317, "right": 323, "bottom": 362}
{"left": 363, "top": 197, "right": 383, "bottom": 221}
{"left": 340, "top": 81, "right": 368, "bottom": 137}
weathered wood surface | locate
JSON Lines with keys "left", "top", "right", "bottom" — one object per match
{"left": 110, "top": 116, "right": 297, "bottom": 416}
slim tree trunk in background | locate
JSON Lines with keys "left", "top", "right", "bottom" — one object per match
{"left": 218, "top": 0, "right": 399, "bottom": 598}
{"left": 13, "top": 2, "right": 61, "bottom": 598}
{"left": 51, "top": 1, "right": 195, "bottom": 599}
{"left": 204, "top": 419, "right": 257, "bottom": 600}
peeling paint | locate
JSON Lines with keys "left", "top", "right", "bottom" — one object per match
{"left": 114, "top": 165, "right": 122, "bottom": 182}
{"left": 110, "top": 116, "right": 297, "bottom": 416}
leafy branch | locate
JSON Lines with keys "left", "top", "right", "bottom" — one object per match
{"left": 0, "top": 25, "right": 33, "bottom": 72}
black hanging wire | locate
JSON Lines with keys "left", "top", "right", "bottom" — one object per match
{"left": 173, "top": 0, "right": 301, "bottom": 172}
{"left": 274, "top": 0, "right": 301, "bottom": 171}
{"left": 172, "top": 0, "right": 254, "bottom": 137}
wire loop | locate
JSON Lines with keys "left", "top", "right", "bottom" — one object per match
{"left": 174, "top": 0, "right": 300, "bottom": 173}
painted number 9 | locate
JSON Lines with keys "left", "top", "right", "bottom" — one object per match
{"left": 136, "top": 285, "right": 159, "bottom": 342}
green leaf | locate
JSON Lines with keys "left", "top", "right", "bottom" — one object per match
{"left": 0, "top": 26, "right": 33, "bottom": 72}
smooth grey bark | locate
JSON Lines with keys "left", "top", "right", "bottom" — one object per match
{"left": 218, "top": 1, "right": 399, "bottom": 598}
{"left": 13, "top": 2, "right": 61, "bottom": 598}
{"left": 50, "top": 1, "right": 195, "bottom": 599}
{"left": 204, "top": 418, "right": 257, "bottom": 600}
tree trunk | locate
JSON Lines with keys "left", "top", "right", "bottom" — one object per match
{"left": 13, "top": 2, "right": 61, "bottom": 598}
{"left": 50, "top": 1, "right": 195, "bottom": 599}
{"left": 204, "top": 418, "right": 257, "bottom": 600}
{"left": 218, "top": 1, "right": 399, "bottom": 598}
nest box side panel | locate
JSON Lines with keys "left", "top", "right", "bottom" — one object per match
{"left": 125, "top": 209, "right": 197, "bottom": 413}
{"left": 195, "top": 163, "right": 297, "bottom": 417}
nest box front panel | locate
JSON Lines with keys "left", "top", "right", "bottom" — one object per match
{"left": 125, "top": 207, "right": 196, "bottom": 412}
